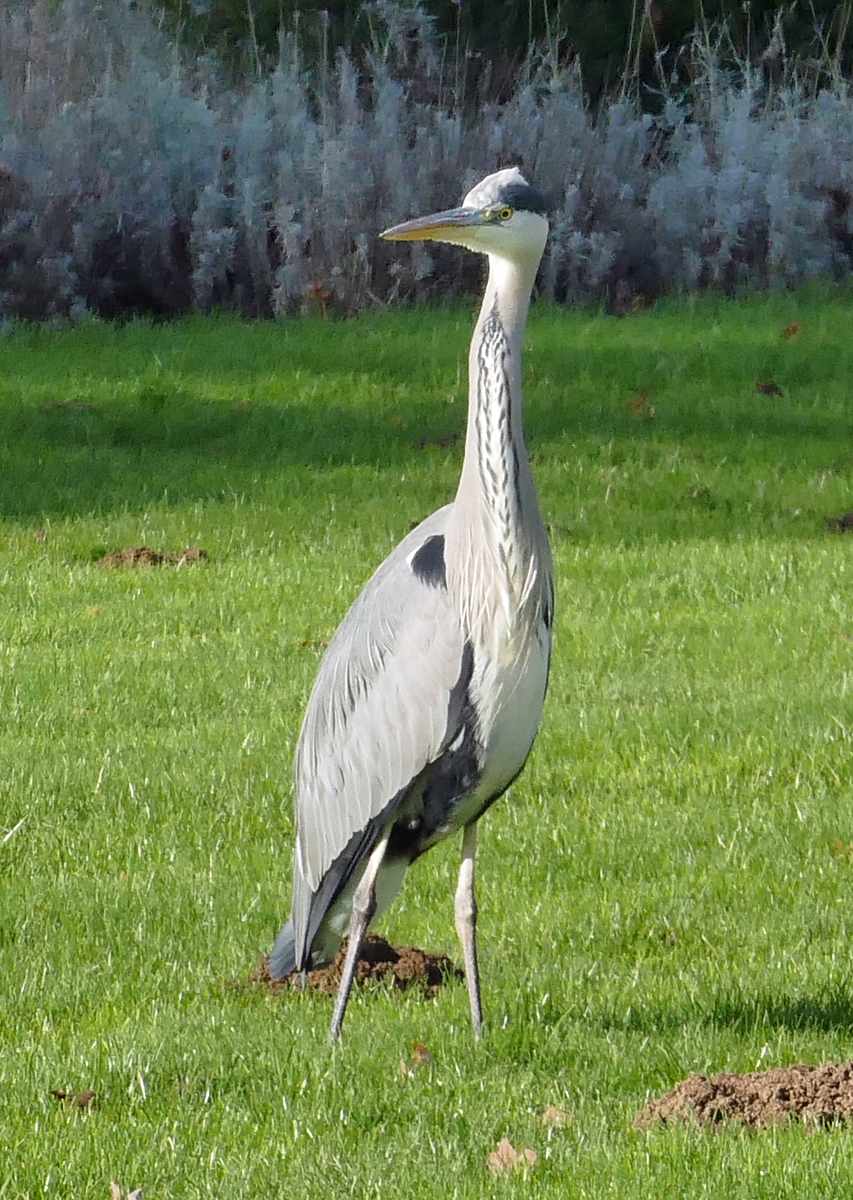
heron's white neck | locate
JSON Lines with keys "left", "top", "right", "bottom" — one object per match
{"left": 445, "top": 250, "right": 550, "bottom": 656}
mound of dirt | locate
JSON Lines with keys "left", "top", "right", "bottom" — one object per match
{"left": 635, "top": 1062, "right": 853, "bottom": 1129}
{"left": 95, "top": 546, "right": 208, "bottom": 568}
{"left": 250, "top": 934, "right": 463, "bottom": 997}
{"left": 827, "top": 512, "right": 853, "bottom": 532}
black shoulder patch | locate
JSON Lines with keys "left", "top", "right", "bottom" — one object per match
{"left": 411, "top": 534, "right": 446, "bottom": 588}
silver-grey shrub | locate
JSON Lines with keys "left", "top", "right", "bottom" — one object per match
{"left": 1, "top": 0, "right": 853, "bottom": 319}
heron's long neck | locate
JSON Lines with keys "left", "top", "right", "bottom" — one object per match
{"left": 446, "top": 254, "right": 550, "bottom": 652}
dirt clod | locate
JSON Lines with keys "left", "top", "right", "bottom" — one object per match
{"left": 250, "top": 933, "right": 463, "bottom": 997}
{"left": 94, "top": 546, "right": 208, "bottom": 568}
{"left": 50, "top": 1089, "right": 96, "bottom": 1110}
{"left": 826, "top": 512, "right": 853, "bottom": 533}
{"left": 399, "top": 1040, "right": 435, "bottom": 1077}
{"left": 635, "top": 1061, "right": 853, "bottom": 1129}
{"left": 412, "top": 432, "right": 461, "bottom": 452}
{"left": 40, "top": 399, "right": 96, "bottom": 412}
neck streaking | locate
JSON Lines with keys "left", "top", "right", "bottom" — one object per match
{"left": 474, "top": 298, "right": 524, "bottom": 583}
{"left": 446, "top": 256, "right": 550, "bottom": 657}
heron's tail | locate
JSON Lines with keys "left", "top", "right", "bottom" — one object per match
{"left": 268, "top": 918, "right": 297, "bottom": 980}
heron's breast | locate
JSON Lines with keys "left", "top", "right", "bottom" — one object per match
{"left": 454, "top": 621, "right": 550, "bottom": 823}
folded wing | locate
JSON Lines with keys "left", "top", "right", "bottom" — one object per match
{"left": 288, "top": 505, "right": 471, "bottom": 968}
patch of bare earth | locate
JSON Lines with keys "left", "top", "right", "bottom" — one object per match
{"left": 250, "top": 933, "right": 462, "bottom": 997}
{"left": 636, "top": 1062, "right": 853, "bottom": 1129}
{"left": 827, "top": 512, "right": 853, "bottom": 532}
{"left": 95, "top": 546, "right": 208, "bottom": 568}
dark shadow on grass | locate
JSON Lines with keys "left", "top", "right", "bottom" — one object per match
{"left": 2, "top": 310, "right": 853, "bottom": 523}
{"left": 584, "top": 985, "right": 853, "bottom": 1038}
{"left": 0, "top": 391, "right": 451, "bottom": 521}
{"left": 707, "top": 986, "right": 853, "bottom": 1036}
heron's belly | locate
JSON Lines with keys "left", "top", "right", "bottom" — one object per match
{"left": 452, "top": 624, "right": 550, "bottom": 827}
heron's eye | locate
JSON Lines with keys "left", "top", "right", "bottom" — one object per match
{"left": 483, "top": 207, "right": 514, "bottom": 224}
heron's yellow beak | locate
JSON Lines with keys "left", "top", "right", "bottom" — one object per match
{"left": 380, "top": 207, "right": 483, "bottom": 242}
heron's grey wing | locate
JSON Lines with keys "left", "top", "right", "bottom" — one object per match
{"left": 289, "top": 505, "right": 468, "bottom": 965}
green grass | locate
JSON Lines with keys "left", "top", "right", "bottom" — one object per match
{"left": 2, "top": 285, "right": 853, "bottom": 1196}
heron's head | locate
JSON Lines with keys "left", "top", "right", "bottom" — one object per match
{"left": 381, "top": 167, "right": 548, "bottom": 265}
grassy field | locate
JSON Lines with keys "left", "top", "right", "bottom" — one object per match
{"left": 2, "top": 286, "right": 853, "bottom": 1196}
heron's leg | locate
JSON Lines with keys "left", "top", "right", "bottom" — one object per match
{"left": 328, "top": 833, "right": 389, "bottom": 1044}
{"left": 455, "top": 821, "right": 483, "bottom": 1039}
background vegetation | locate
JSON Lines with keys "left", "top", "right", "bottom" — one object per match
{"left": 168, "top": 0, "right": 853, "bottom": 105}
{"left": 2, "top": 288, "right": 853, "bottom": 1195}
{"left": 1, "top": 0, "right": 853, "bottom": 321}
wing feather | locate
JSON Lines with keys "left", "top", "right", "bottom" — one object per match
{"left": 290, "top": 506, "right": 466, "bottom": 961}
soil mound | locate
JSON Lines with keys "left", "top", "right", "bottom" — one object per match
{"left": 250, "top": 934, "right": 462, "bottom": 997}
{"left": 636, "top": 1062, "right": 853, "bottom": 1129}
{"left": 95, "top": 546, "right": 208, "bottom": 567}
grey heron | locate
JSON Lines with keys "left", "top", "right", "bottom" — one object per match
{"left": 269, "top": 167, "right": 554, "bottom": 1042}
